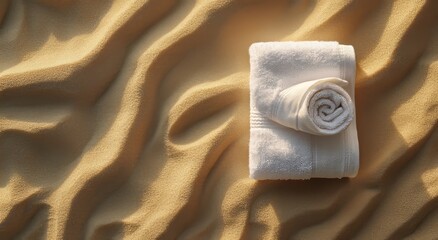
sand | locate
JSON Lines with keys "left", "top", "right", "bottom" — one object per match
{"left": 0, "top": 0, "right": 437, "bottom": 239}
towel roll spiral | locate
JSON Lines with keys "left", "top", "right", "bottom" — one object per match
{"left": 270, "top": 77, "right": 354, "bottom": 135}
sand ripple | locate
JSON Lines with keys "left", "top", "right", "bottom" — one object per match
{"left": 0, "top": 0, "right": 437, "bottom": 239}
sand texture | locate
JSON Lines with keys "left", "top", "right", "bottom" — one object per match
{"left": 0, "top": 0, "right": 438, "bottom": 239}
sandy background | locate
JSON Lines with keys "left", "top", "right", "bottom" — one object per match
{"left": 0, "top": 0, "right": 437, "bottom": 239}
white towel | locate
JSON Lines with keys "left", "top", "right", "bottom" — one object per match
{"left": 270, "top": 77, "right": 354, "bottom": 135}
{"left": 249, "top": 41, "right": 359, "bottom": 180}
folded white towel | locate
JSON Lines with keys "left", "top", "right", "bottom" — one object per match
{"left": 249, "top": 41, "right": 359, "bottom": 180}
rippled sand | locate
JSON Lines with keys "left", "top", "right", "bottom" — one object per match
{"left": 0, "top": 0, "right": 437, "bottom": 239}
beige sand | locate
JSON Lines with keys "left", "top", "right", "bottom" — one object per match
{"left": 0, "top": 0, "right": 437, "bottom": 239}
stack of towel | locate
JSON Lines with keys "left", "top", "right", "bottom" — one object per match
{"left": 249, "top": 41, "right": 359, "bottom": 180}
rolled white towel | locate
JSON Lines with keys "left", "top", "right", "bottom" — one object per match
{"left": 270, "top": 77, "right": 354, "bottom": 135}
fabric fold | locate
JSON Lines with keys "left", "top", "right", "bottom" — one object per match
{"left": 249, "top": 41, "right": 359, "bottom": 180}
